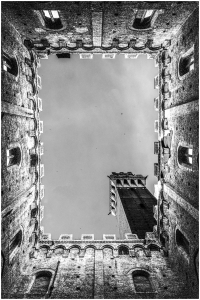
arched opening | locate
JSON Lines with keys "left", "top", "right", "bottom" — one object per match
{"left": 178, "top": 146, "right": 193, "bottom": 166}
{"left": 31, "top": 207, "right": 38, "bottom": 218}
{"left": 7, "top": 147, "right": 21, "bottom": 167}
{"left": 179, "top": 48, "right": 194, "bottom": 77}
{"left": 30, "top": 271, "right": 52, "bottom": 298}
{"left": 41, "top": 10, "right": 63, "bottom": 30}
{"left": 30, "top": 154, "right": 38, "bottom": 167}
{"left": 10, "top": 230, "right": 22, "bottom": 254}
{"left": 133, "top": 10, "right": 154, "bottom": 30}
{"left": 116, "top": 179, "right": 122, "bottom": 186}
{"left": 118, "top": 245, "right": 129, "bottom": 255}
{"left": 132, "top": 270, "right": 153, "bottom": 292}
{"left": 176, "top": 229, "right": 190, "bottom": 255}
{"left": 2, "top": 52, "right": 18, "bottom": 77}
{"left": 124, "top": 179, "right": 130, "bottom": 186}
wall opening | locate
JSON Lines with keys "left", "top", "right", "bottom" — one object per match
{"left": 176, "top": 229, "right": 190, "bottom": 256}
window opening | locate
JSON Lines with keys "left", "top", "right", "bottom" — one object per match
{"left": 30, "top": 154, "right": 38, "bottom": 167}
{"left": 2, "top": 52, "right": 18, "bottom": 76}
{"left": 31, "top": 208, "right": 37, "bottom": 218}
{"left": 133, "top": 10, "right": 154, "bottom": 29}
{"left": 7, "top": 147, "right": 21, "bottom": 167}
{"left": 176, "top": 229, "right": 190, "bottom": 255}
{"left": 30, "top": 271, "right": 52, "bottom": 298}
{"left": 118, "top": 246, "right": 129, "bottom": 255}
{"left": 179, "top": 47, "right": 194, "bottom": 77}
{"left": 132, "top": 271, "right": 153, "bottom": 292}
{"left": 10, "top": 230, "right": 22, "bottom": 254}
{"left": 42, "top": 10, "right": 62, "bottom": 30}
{"left": 178, "top": 146, "right": 193, "bottom": 166}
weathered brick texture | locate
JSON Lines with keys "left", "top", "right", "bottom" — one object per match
{"left": 1, "top": 2, "right": 199, "bottom": 299}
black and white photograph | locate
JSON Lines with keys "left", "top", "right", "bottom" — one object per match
{"left": 1, "top": 1, "right": 199, "bottom": 299}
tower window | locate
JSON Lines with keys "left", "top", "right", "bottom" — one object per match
{"left": 42, "top": 10, "right": 63, "bottom": 30}
{"left": 118, "top": 245, "right": 129, "bottom": 255}
{"left": 176, "top": 229, "right": 190, "bottom": 256}
{"left": 30, "top": 271, "right": 52, "bottom": 298}
{"left": 31, "top": 208, "right": 37, "bottom": 219}
{"left": 133, "top": 10, "right": 155, "bottom": 30}
{"left": 10, "top": 230, "right": 22, "bottom": 254}
{"left": 7, "top": 147, "right": 21, "bottom": 167}
{"left": 116, "top": 179, "right": 122, "bottom": 186}
{"left": 30, "top": 154, "right": 38, "bottom": 167}
{"left": 132, "top": 270, "right": 153, "bottom": 292}
{"left": 179, "top": 46, "right": 194, "bottom": 77}
{"left": 2, "top": 52, "right": 18, "bottom": 77}
{"left": 178, "top": 146, "right": 193, "bottom": 166}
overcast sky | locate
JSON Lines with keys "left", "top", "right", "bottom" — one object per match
{"left": 39, "top": 53, "right": 158, "bottom": 240}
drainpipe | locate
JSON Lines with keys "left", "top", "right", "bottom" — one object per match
{"left": 46, "top": 260, "right": 60, "bottom": 299}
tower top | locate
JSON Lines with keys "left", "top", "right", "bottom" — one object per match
{"left": 109, "top": 172, "right": 147, "bottom": 180}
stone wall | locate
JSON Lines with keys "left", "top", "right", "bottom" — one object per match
{"left": 1, "top": 2, "right": 199, "bottom": 299}
{"left": 4, "top": 238, "right": 190, "bottom": 299}
{"left": 1, "top": 2, "right": 198, "bottom": 56}
{"left": 1, "top": 14, "right": 42, "bottom": 297}
{"left": 156, "top": 6, "right": 199, "bottom": 299}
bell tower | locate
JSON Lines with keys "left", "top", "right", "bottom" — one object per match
{"left": 109, "top": 172, "right": 157, "bottom": 239}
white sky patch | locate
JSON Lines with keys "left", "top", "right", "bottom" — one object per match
{"left": 39, "top": 54, "right": 158, "bottom": 239}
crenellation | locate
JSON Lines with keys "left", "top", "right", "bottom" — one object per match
{"left": 1, "top": 2, "right": 199, "bottom": 299}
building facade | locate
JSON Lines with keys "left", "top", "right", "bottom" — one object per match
{"left": 1, "top": 2, "right": 199, "bottom": 299}
{"left": 109, "top": 172, "right": 157, "bottom": 239}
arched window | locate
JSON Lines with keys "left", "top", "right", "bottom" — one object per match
{"left": 179, "top": 46, "right": 194, "bottom": 77}
{"left": 31, "top": 208, "right": 37, "bottom": 218}
{"left": 118, "top": 246, "right": 129, "bottom": 255}
{"left": 30, "top": 271, "right": 52, "bottom": 298}
{"left": 10, "top": 230, "right": 22, "bottom": 254}
{"left": 176, "top": 229, "right": 190, "bottom": 256}
{"left": 2, "top": 52, "right": 18, "bottom": 77}
{"left": 30, "top": 154, "right": 38, "bottom": 167}
{"left": 7, "top": 147, "right": 21, "bottom": 167}
{"left": 132, "top": 270, "right": 153, "bottom": 292}
{"left": 41, "top": 10, "right": 62, "bottom": 29}
{"left": 133, "top": 10, "right": 155, "bottom": 30}
{"left": 116, "top": 179, "right": 122, "bottom": 186}
{"left": 178, "top": 146, "right": 193, "bottom": 166}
